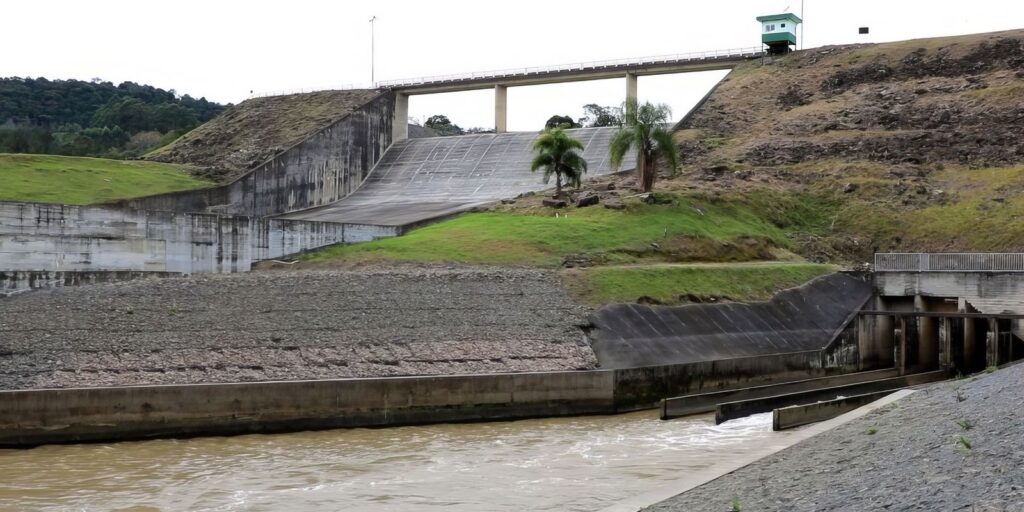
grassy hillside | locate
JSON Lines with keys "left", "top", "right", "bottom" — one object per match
{"left": 298, "top": 193, "right": 818, "bottom": 268}
{"left": 147, "top": 89, "right": 380, "bottom": 182}
{"left": 0, "top": 153, "right": 211, "bottom": 205}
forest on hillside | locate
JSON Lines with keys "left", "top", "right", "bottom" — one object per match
{"left": 0, "top": 77, "right": 225, "bottom": 158}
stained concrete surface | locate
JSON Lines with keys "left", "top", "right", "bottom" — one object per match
{"left": 588, "top": 273, "right": 872, "bottom": 368}
{"left": 0, "top": 267, "right": 595, "bottom": 389}
{"left": 280, "top": 127, "right": 636, "bottom": 226}
{"left": 646, "top": 362, "right": 1024, "bottom": 512}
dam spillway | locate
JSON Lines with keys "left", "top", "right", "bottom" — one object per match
{"left": 278, "top": 127, "right": 635, "bottom": 227}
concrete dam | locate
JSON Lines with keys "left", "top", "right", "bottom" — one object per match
{"left": 279, "top": 127, "right": 633, "bottom": 226}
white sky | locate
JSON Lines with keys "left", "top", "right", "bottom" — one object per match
{"left": 4, "top": 1, "right": 1022, "bottom": 131}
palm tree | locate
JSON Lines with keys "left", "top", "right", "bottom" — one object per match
{"left": 531, "top": 127, "right": 588, "bottom": 197}
{"left": 609, "top": 99, "right": 678, "bottom": 193}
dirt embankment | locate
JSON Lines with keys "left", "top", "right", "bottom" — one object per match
{"left": 681, "top": 30, "right": 1024, "bottom": 169}
{"left": 146, "top": 89, "right": 380, "bottom": 182}
{"left": 0, "top": 267, "right": 595, "bottom": 389}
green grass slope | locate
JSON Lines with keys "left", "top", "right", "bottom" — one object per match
{"left": 0, "top": 153, "right": 212, "bottom": 205}
{"left": 299, "top": 194, "right": 806, "bottom": 268}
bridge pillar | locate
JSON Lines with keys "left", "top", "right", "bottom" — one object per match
{"left": 625, "top": 72, "right": 637, "bottom": 105}
{"left": 393, "top": 93, "right": 409, "bottom": 142}
{"left": 495, "top": 85, "right": 507, "bottom": 133}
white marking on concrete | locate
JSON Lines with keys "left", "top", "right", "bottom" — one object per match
{"left": 597, "top": 389, "right": 916, "bottom": 512}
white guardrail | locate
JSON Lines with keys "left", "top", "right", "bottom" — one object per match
{"left": 377, "top": 46, "right": 764, "bottom": 88}
{"left": 874, "top": 253, "right": 1024, "bottom": 272}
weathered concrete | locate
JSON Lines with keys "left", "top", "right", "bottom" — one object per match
{"left": 772, "top": 390, "right": 898, "bottom": 430}
{"left": 393, "top": 92, "right": 409, "bottom": 142}
{"left": 0, "top": 270, "right": 181, "bottom": 296}
{"left": 589, "top": 273, "right": 872, "bottom": 369}
{"left": 279, "top": 127, "right": 636, "bottom": 226}
{"left": 495, "top": 84, "right": 507, "bottom": 133}
{"left": 714, "top": 370, "right": 946, "bottom": 424}
{"left": 0, "top": 201, "right": 387, "bottom": 274}
{"left": 660, "top": 368, "right": 900, "bottom": 419}
{"left": 625, "top": 72, "right": 638, "bottom": 103}
{"left": 0, "top": 370, "right": 616, "bottom": 447}
{"left": 0, "top": 353, "right": 860, "bottom": 447}
{"left": 121, "top": 92, "right": 395, "bottom": 218}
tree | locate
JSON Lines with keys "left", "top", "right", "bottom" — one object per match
{"left": 424, "top": 114, "right": 464, "bottom": 136}
{"left": 579, "top": 103, "right": 622, "bottom": 127}
{"left": 544, "top": 115, "right": 580, "bottom": 129}
{"left": 530, "top": 127, "right": 588, "bottom": 198}
{"left": 609, "top": 99, "right": 678, "bottom": 193}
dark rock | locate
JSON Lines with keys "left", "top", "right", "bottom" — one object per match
{"left": 603, "top": 199, "right": 626, "bottom": 210}
{"left": 575, "top": 194, "right": 600, "bottom": 208}
{"left": 542, "top": 198, "right": 567, "bottom": 208}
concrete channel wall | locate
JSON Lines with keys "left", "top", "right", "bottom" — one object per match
{"left": 120, "top": 92, "right": 395, "bottom": 217}
{"left": 0, "top": 350, "right": 851, "bottom": 447}
{"left": 0, "top": 201, "right": 397, "bottom": 277}
{"left": 0, "top": 270, "right": 182, "bottom": 297}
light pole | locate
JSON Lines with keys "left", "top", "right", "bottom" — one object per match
{"left": 369, "top": 16, "right": 377, "bottom": 87}
{"left": 800, "top": 0, "right": 805, "bottom": 50}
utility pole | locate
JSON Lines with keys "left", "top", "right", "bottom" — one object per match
{"left": 369, "top": 16, "right": 377, "bottom": 87}
{"left": 800, "top": 0, "right": 805, "bottom": 50}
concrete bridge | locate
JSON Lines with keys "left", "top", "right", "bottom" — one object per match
{"left": 383, "top": 46, "right": 763, "bottom": 139}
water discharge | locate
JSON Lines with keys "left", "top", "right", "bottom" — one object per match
{"left": 0, "top": 411, "right": 797, "bottom": 511}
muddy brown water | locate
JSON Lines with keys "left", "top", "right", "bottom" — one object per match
{"left": 0, "top": 411, "right": 798, "bottom": 511}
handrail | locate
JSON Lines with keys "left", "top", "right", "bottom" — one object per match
{"left": 378, "top": 46, "right": 764, "bottom": 88}
{"left": 874, "top": 253, "right": 1024, "bottom": 272}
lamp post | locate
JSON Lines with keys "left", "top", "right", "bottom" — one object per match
{"left": 369, "top": 16, "right": 377, "bottom": 87}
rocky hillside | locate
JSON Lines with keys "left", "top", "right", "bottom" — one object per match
{"left": 666, "top": 29, "right": 1024, "bottom": 261}
{"left": 147, "top": 89, "right": 380, "bottom": 182}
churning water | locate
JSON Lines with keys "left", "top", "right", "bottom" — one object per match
{"left": 0, "top": 411, "right": 792, "bottom": 511}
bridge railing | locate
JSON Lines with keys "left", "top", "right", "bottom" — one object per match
{"left": 378, "top": 46, "right": 764, "bottom": 89}
{"left": 874, "top": 253, "right": 1024, "bottom": 272}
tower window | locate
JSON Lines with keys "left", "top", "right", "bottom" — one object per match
{"left": 781, "top": 23, "right": 786, "bottom": 28}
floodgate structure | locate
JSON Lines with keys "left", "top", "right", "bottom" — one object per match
{"left": 1, "top": 43, "right": 1024, "bottom": 447}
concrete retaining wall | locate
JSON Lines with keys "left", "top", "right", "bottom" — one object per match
{"left": 0, "top": 201, "right": 394, "bottom": 274}
{"left": 589, "top": 273, "right": 872, "bottom": 369}
{"left": 714, "top": 370, "right": 946, "bottom": 424}
{"left": 772, "top": 390, "right": 897, "bottom": 430}
{"left": 661, "top": 368, "right": 900, "bottom": 419}
{"left": 0, "top": 270, "right": 182, "bottom": 296}
{"left": 0, "top": 348, "right": 855, "bottom": 446}
{"left": 0, "top": 371, "right": 615, "bottom": 446}
{"left": 121, "top": 92, "right": 395, "bottom": 217}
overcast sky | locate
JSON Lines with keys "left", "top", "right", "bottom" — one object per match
{"left": 5, "top": 1, "right": 1022, "bottom": 130}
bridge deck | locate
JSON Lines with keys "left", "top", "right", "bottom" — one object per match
{"left": 382, "top": 47, "right": 763, "bottom": 94}
{"left": 279, "top": 127, "right": 635, "bottom": 227}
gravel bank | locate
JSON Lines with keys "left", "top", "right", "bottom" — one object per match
{"left": 646, "top": 363, "right": 1024, "bottom": 512}
{"left": 0, "top": 267, "right": 595, "bottom": 389}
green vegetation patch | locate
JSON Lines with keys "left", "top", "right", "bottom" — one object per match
{"left": 300, "top": 196, "right": 795, "bottom": 267}
{"left": 562, "top": 262, "right": 836, "bottom": 306}
{"left": 0, "top": 153, "right": 211, "bottom": 205}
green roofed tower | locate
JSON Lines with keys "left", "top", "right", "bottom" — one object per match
{"left": 757, "top": 13, "right": 802, "bottom": 54}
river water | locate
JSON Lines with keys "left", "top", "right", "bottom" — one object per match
{"left": 0, "top": 411, "right": 794, "bottom": 511}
